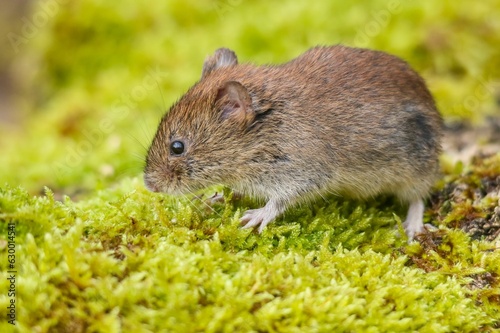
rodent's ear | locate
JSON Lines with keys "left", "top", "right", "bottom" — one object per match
{"left": 202, "top": 48, "right": 238, "bottom": 78}
{"left": 215, "top": 81, "right": 254, "bottom": 127}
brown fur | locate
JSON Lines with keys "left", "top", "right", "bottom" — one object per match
{"left": 144, "top": 45, "right": 443, "bottom": 234}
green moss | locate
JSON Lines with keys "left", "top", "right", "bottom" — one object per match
{"left": 1, "top": 0, "right": 500, "bottom": 331}
{"left": 1, "top": 182, "right": 498, "bottom": 332}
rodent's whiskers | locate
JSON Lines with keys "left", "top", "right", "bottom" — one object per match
{"left": 111, "top": 163, "right": 143, "bottom": 183}
{"left": 131, "top": 152, "right": 147, "bottom": 165}
{"left": 130, "top": 121, "right": 154, "bottom": 157}
{"left": 183, "top": 188, "right": 223, "bottom": 220}
{"left": 180, "top": 192, "right": 207, "bottom": 221}
{"left": 156, "top": 80, "right": 167, "bottom": 113}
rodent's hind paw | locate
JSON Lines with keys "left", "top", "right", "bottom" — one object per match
{"left": 402, "top": 200, "right": 427, "bottom": 241}
{"left": 403, "top": 222, "right": 424, "bottom": 241}
{"left": 240, "top": 207, "right": 277, "bottom": 233}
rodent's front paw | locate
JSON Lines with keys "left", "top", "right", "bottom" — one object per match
{"left": 240, "top": 205, "right": 279, "bottom": 233}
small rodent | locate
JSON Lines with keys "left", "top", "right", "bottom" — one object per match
{"left": 144, "top": 45, "right": 443, "bottom": 240}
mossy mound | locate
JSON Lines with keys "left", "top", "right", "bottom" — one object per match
{"left": 0, "top": 0, "right": 499, "bottom": 331}
{"left": 1, "top": 180, "right": 499, "bottom": 332}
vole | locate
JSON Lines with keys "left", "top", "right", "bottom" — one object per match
{"left": 144, "top": 45, "right": 442, "bottom": 240}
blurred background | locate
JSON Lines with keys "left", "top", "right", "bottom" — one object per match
{"left": 0, "top": 0, "right": 499, "bottom": 197}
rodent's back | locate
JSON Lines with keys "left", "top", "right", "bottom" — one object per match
{"left": 203, "top": 46, "right": 441, "bottom": 137}
{"left": 207, "top": 45, "right": 442, "bottom": 200}
{"left": 287, "top": 45, "right": 442, "bottom": 167}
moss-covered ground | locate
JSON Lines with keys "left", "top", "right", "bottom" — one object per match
{"left": 0, "top": 0, "right": 499, "bottom": 332}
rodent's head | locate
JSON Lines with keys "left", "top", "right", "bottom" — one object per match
{"left": 144, "top": 48, "right": 263, "bottom": 194}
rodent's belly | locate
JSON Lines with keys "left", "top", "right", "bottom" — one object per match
{"left": 326, "top": 163, "right": 434, "bottom": 202}
{"left": 234, "top": 142, "right": 435, "bottom": 204}
{"left": 331, "top": 175, "right": 399, "bottom": 199}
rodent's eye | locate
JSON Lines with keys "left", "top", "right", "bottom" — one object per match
{"left": 170, "top": 140, "right": 185, "bottom": 155}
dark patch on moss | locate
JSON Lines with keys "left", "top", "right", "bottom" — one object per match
{"left": 468, "top": 272, "right": 497, "bottom": 291}
{"left": 429, "top": 153, "right": 500, "bottom": 241}
{"left": 53, "top": 316, "right": 88, "bottom": 333}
